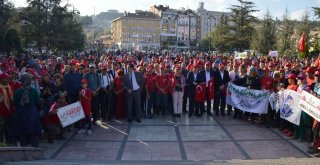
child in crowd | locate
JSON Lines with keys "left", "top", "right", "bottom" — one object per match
{"left": 42, "top": 92, "right": 67, "bottom": 143}
{"left": 78, "top": 79, "right": 92, "bottom": 135}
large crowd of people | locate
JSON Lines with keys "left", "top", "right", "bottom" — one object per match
{"left": 0, "top": 51, "right": 320, "bottom": 155}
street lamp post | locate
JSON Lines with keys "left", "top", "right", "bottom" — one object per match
{"left": 208, "top": 17, "right": 212, "bottom": 52}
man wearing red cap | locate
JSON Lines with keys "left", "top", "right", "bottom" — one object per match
{"left": 186, "top": 63, "right": 200, "bottom": 117}
{"left": 213, "top": 63, "right": 230, "bottom": 116}
{"left": 284, "top": 62, "right": 292, "bottom": 78}
{"left": 227, "top": 63, "right": 240, "bottom": 116}
{"left": 0, "top": 73, "right": 14, "bottom": 143}
{"left": 260, "top": 67, "right": 275, "bottom": 126}
{"left": 197, "top": 61, "right": 214, "bottom": 116}
{"left": 305, "top": 67, "right": 315, "bottom": 86}
{"left": 98, "top": 64, "right": 114, "bottom": 121}
{"left": 7, "top": 69, "right": 21, "bottom": 92}
{"left": 39, "top": 70, "right": 52, "bottom": 110}
{"left": 155, "top": 63, "right": 170, "bottom": 117}
{"left": 145, "top": 65, "right": 156, "bottom": 119}
{"left": 181, "top": 63, "right": 189, "bottom": 114}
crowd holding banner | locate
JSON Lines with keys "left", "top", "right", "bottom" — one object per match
{"left": 0, "top": 49, "right": 320, "bottom": 155}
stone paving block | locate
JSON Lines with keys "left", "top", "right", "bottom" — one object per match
{"left": 54, "top": 141, "right": 121, "bottom": 160}
{"left": 128, "top": 126, "right": 177, "bottom": 141}
{"left": 215, "top": 117, "right": 251, "bottom": 125}
{"left": 73, "top": 125, "right": 127, "bottom": 141}
{"left": 184, "top": 142, "right": 246, "bottom": 160}
{"left": 179, "top": 126, "right": 230, "bottom": 141}
{"left": 136, "top": 118, "right": 178, "bottom": 125}
{"left": 122, "top": 142, "right": 181, "bottom": 160}
{"left": 238, "top": 140, "right": 307, "bottom": 159}
{"left": 224, "top": 125, "right": 280, "bottom": 140}
{"left": 175, "top": 116, "right": 218, "bottom": 125}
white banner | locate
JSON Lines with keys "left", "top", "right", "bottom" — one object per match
{"left": 269, "top": 90, "right": 285, "bottom": 113}
{"left": 57, "top": 101, "right": 85, "bottom": 128}
{"left": 268, "top": 50, "right": 278, "bottom": 57}
{"left": 234, "top": 51, "right": 248, "bottom": 59}
{"left": 280, "top": 90, "right": 302, "bottom": 125}
{"left": 299, "top": 90, "right": 320, "bottom": 122}
{"left": 226, "top": 83, "right": 271, "bottom": 114}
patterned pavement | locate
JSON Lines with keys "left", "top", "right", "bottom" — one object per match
{"left": 40, "top": 115, "right": 311, "bottom": 162}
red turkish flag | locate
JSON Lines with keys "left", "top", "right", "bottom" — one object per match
{"left": 195, "top": 83, "right": 206, "bottom": 103}
{"left": 298, "top": 32, "right": 306, "bottom": 52}
{"left": 208, "top": 79, "right": 215, "bottom": 100}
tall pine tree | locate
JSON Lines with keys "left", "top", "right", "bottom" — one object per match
{"left": 212, "top": 14, "right": 232, "bottom": 53}
{"left": 251, "top": 10, "right": 276, "bottom": 55}
{"left": 276, "top": 8, "right": 294, "bottom": 57}
{"left": 228, "top": 0, "right": 258, "bottom": 51}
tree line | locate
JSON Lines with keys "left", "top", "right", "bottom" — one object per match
{"left": 0, "top": 0, "right": 85, "bottom": 54}
{"left": 206, "top": 0, "right": 320, "bottom": 58}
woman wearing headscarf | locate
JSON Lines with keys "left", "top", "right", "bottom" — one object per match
{"left": 113, "top": 69, "right": 126, "bottom": 119}
{"left": 243, "top": 66, "right": 261, "bottom": 123}
{"left": 293, "top": 73, "right": 312, "bottom": 141}
{"left": 12, "top": 73, "right": 41, "bottom": 147}
{"left": 232, "top": 64, "right": 248, "bottom": 119}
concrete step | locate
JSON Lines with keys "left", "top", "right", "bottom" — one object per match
{"left": 0, "top": 147, "right": 44, "bottom": 162}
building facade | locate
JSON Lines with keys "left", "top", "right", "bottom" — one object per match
{"left": 150, "top": 5, "right": 201, "bottom": 50}
{"left": 111, "top": 11, "right": 161, "bottom": 50}
{"left": 197, "top": 2, "right": 232, "bottom": 40}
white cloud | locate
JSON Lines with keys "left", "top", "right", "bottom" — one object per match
{"left": 290, "top": 9, "right": 308, "bottom": 20}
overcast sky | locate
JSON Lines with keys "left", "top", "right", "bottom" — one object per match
{"left": 11, "top": 0, "right": 320, "bottom": 20}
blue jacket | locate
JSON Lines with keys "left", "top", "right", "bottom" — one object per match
{"left": 63, "top": 71, "right": 82, "bottom": 98}
{"left": 83, "top": 72, "right": 101, "bottom": 91}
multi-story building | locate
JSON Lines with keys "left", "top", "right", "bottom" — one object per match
{"left": 111, "top": 10, "right": 161, "bottom": 50}
{"left": 197, "top": 2, "right": 232, "bottom": 40}
{"left": 150, "top": 5, "right": 201, "bottom": 50}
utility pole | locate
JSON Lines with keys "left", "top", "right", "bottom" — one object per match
{"left": 208, "top": 16, "right": 211, "bottom": 52}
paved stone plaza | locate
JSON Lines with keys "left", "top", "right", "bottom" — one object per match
{"left": 41, "top": 115, "right": 312, "bottom": 162}
{"left": 4, "top": 115, "right": 319, "bottom": 164}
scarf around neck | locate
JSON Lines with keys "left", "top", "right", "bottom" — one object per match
{"left": 0, "top": 84, "right": 13, "bottom": 110}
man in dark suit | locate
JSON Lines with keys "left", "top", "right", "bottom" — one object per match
{"left": 181, "top": 63, "right": 189, "bottom": 114}
{"left": 197, "top": 61, "right": 214, "bottom": 116}
{"left": 213, "top": 63, "right": 230, "bottom": 116}
{"left": 123, "top": 63, "right": 144, "bottom": 123}
{"left": 186, "top": 63, "right": 201, "bottom": 117}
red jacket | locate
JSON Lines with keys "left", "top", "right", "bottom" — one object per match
{"left": 145, "top": 74, "right": 156, "bottom": 94}
{"left": 79, "top": 88, "right": 92, "bottom": 115}
{"left": 9, "top": 81, "right": 21, "bottom": 92}
{"left": 43, "top": 102, "right": 67, "bottom": 125}
{"left": 260, "top": 76, "right": 274, "bottom": 90}
{"left": 155, "top": 74, "right": 170, "bottom": 94}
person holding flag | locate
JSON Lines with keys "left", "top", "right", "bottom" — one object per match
{"left": 193, "top": 61, "right": 206, "bottom": 117}
{"left": 213, "top": 63, "right": 230, "bottom": 116}
{"left": 197, "top": 61, "right": 214, "bottom": 116}
{"left": 186, "top": 63, "right": 200, "bottom": 117}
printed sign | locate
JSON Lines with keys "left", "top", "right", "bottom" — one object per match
{"left": 226, "top": 83, "right": 271, "bottom": 114}
{"left": 299, "top": 90, "right": 320, "bottom": 122}
{"left": 57, "top": 101, "right": 85, "bottom": 127}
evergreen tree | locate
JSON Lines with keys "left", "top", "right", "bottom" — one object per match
{"left": 276, "top": 8, "right": 294, "bottom": 57}
{"left": 212, "top": 14, "right": 232, "bottom": 53}
{"left": 228, "top": 0, "right": 258, "bottom": 51}
{"left": 19, "top": 0, "right": 84, "bottom": 51}
{"left": 251, "top": 10, "right": 276, "bottom": 55}
{"left": 296, "top": 11, "right": 311, "bottom": 58}
{"left": 0, "top": 0, "right": 14, "bottom": 52}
